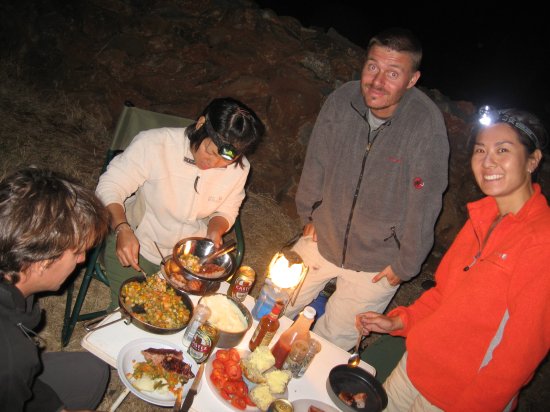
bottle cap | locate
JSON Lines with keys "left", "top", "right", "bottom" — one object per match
{"left": 271, "top": 300, "right": 283, "bottom": 315}
{"left": 303, "top": 306, "right": 316, "bottom": 319}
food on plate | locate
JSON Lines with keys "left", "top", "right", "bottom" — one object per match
{"left": 120, "top": 275, "right": 191, "bottom": 328}
{"left": 128, "top": 347, "right": 195, "bottom": 396}
{"left": 249, "top": 383, "right": 275, "bottom": 411}
{"left": 201, "top": 294, "right": 248, "bottom": 333}
{"left": 338, "top": 391, "right": 367, "bottom": 408}
{"left": 142, "top": 348, "right": 195, "bottom": 376}
{"left": 308, "top": 406, "right": 326, "bottom": 412}
{"left": 208, "top": 348, "right": 255, "bottom": 410}
{"left": 241, "top": 346, "right": 276, "bottom": 383}
{"left": 264, "top": 369, "right": 291, "bottom": 394}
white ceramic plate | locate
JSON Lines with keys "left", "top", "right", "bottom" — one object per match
{"left": 205, "top": 348, "right": 288, "bottom": 411}
{"left": 292, "top": 398, "right": 340, "bottom": 412}
{"left": 116, "top": 337, "right": 199, "bottom": 407}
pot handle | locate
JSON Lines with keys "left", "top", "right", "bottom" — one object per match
{"left": 84, "top": 308, "right": 129, "bottom": 332}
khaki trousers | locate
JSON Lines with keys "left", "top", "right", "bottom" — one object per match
{"left": 383, "top": 352, "right": 443, "bottom": 412}
{"left": 285, "top": 236, "right": 399, "bottom": 350}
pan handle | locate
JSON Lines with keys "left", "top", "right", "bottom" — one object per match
{"left": 84, "top": 308, "right": 130, "bottom": 332}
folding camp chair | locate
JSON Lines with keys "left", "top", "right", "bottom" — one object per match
{"left": 61, "top": 101, "right": 246, "bottom": 346}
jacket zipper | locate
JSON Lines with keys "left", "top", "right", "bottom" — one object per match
{"left": 463, "top": 214, "right": 505, "bottom": 271}
{"left": 341, "top": 115, "right": 388, "bottom": 267}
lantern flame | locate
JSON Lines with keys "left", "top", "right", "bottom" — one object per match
{"left": 268, "top": 252, "right": 305, "bottom": 289}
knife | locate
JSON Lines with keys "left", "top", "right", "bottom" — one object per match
{"left": 179, "top": 362, "right": 205, "bottom": 412}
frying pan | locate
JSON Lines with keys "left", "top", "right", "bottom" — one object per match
{"left": 326, "top": 364, "right": 388, "bottom": 412}
{"left": 84, "top": 275, "right": 194, "bottom": 334}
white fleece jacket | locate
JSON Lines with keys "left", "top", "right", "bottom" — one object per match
{"left": 96, "top": 126, "right": 249, "bottom": 263}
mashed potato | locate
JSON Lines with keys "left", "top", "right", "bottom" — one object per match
{"left": 201, "top": 294, "right": 247, "bottom": 332}
{"left": 131, "top": 375, "right": 169, "bottom": 394}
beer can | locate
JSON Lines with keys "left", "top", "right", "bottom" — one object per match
{"left": 227, "top": 265, "right": 256, "bottom": 302}
{"left": 187, "top": 321, "right": 219, "bottom": 363}
{"left": 267, "top": 399, "right": 294, "bottom": 412}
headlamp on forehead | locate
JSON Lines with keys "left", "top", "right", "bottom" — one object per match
{"left": 204, "top": 117, "right": 240, "bottom": 161}
{"left": 478, "top": 105, "right": 539, "bottom": 148}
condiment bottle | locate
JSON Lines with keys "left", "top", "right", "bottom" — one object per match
{"left": 249, "top": 300, "right": 284, "bottom": 352}
{"left": 228, "top": 266, "right": 256, "bottom": 302}
{"left": 282, "top": 339, "right": 309, "bottom": 378}
{"left": 271, "top": 306, "right": 316, "bottom": 369}
{"left": 181, "top": 303, "right": 211, "bottom": 348}
{"left": 188, "top": 321, "right": 219, "bottom": 364}
{"left": 296, "top": 338, "right": 321, "bottom": 377}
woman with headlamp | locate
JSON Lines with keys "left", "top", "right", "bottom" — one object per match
{"left": 96, "top": 97, "right": 265, "bottom": 306}
{"left": 357, "top": 108, "right": 550, "bottom": 411}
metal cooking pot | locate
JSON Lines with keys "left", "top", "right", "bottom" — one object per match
{"left": 84, "top": 275, "right": 194, "bottom": 335}
{"left": 198, "top": 293, "right": 253, "bottom": 348}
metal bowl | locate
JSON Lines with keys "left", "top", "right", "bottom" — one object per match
{"left": 198, "top": 293, "right": 253, "bottom": 348}
{"left": 161, "top": 255, "right": 221, "bottom": 296}
{"left": 172, "top": 237, "right": 235, "bottom": 281}
{"left": 164, "top": 237, "right": 235, "bottom": 295}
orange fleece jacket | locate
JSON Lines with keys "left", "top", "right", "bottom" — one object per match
{"left": 389, "top": 184, "right": 550, "bottom": 411}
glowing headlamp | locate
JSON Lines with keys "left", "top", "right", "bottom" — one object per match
{"left": 204, "top": 116, "right": 240, "bottom": 161}
{"left": 477, "top": 105, "right": 539, "bottom": 148}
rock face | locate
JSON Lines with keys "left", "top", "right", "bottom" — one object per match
{"left": 1, "top": 0, "right": 550, "bottom": 408}
{"left": 3, "top": 0, "right": 550, "bottom": 272}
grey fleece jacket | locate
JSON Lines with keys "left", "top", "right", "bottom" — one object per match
{"left": 296, "top": 81, "right": 449, "bottom": 281}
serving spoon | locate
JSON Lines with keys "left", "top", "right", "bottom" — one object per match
{"left": 199, "top": 239, "right": 237, "bottom": 265}
{"left": 348, "top": 333, "right": 363, "bottom": 367}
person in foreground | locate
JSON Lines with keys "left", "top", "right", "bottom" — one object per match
{"left": 285, "top": 27, "right": 449, "bottom": 350}
{"left": 357, "top": 108, "right": 550, "bottom": 411}
{"left": 0, "top": 167, "right": 110, "bottom": 411}
{"left": 96, "top": 97, "right": 265, "bottom": 306}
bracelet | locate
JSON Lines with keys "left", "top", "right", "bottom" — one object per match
{"left": 114, "top": 221, "right": 132, "bottom": 236}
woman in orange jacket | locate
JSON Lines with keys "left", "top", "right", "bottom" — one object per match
{"left": 357, "top": 107, "right": 550, "bottom": 411}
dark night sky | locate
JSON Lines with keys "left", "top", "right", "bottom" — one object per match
{"left": 255, "top": 1, "right": 550, "bottom": 126}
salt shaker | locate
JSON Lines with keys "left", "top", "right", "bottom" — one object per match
{"left": 181, "top": 303, "right": 211, "bottom": 347}
{"left": 282, "top": 339, "right": 309, "bottom": 378}
{"left": 297, "top": 338, "right": 321, "bottom": 377}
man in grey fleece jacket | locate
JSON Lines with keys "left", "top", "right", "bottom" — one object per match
{"left": 285, "top": 27, "right": 449, "bottom": 350}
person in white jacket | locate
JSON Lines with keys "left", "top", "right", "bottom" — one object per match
{"left": 96, "top": 97, "right": 264, "bottom": 306}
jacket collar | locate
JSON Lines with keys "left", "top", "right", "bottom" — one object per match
{"left": 0, "top": 281, "right": 42, "bottom": 330}
{"left": 467, "top": 183, "right": 546, "bottom": 224}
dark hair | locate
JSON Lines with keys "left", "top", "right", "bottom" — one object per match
{"left": 367, "top": 27, "right": 423, "bottom": 71}
{"left": 472, "top": 108, "right": 548, "bottom": 153}
{"left": 185, "top": 97, "right": 265, "bottom": 167}
{"left": 0, "top": 167, "right": 109, "bottom": 283}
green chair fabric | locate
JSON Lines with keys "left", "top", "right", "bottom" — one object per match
{"left": 361, "top": 334, "right": 406, "bottom": 384}
{"left": 61, "top": 102, "right": 246, "bottom": 346}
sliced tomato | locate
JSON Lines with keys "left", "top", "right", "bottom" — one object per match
{"left": 228, "top": 347, "right": 241, "bottom": 362}
{"left": 243, "top": 394, "right": 256, "bottom": 406}
{"left": 230, "top": 395, "right": 247, "bottom": 410}
{"left": 212, "top": 358, "right": 225, "bottom": 370}
{"left": 215, "top": 349, "right": 229, "bottom": 362}
{"left": 235, "top": 380, "right": 248, "bottom": 396}
{"left": 225, "top": 362, "right": 242, "bottom": 381}
{"left": 219, "top": 388, "right": 231, "bottom": 400}
{"left": 224, "top": 381, "right": 238, "bottom": 395}
{"left": 210, "top": 369, "right": 228, "bottom": 388}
